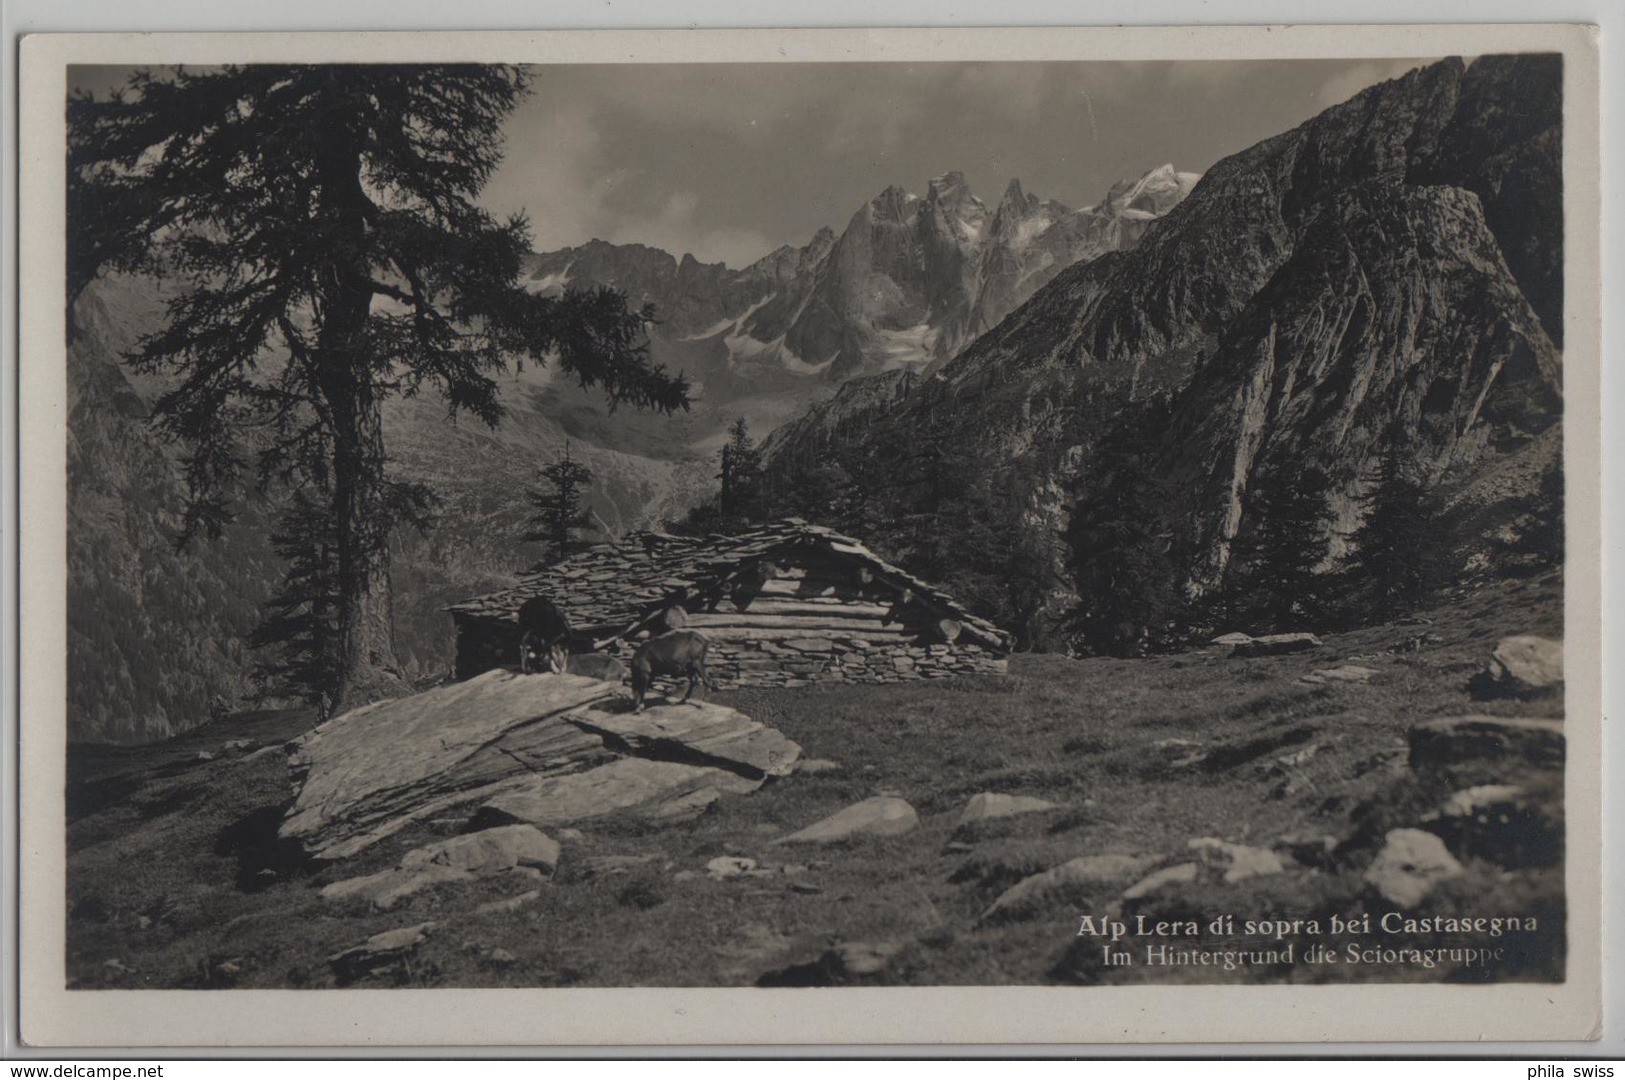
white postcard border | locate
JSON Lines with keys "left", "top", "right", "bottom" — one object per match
{"left": 14, "top": 22, "right": 1604, "bottom": 1049}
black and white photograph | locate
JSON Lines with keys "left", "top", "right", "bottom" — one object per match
{"left": 13, "top": 23, "right": 1605, "bottom": 1048}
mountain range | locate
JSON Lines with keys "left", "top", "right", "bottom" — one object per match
{"left": 762, "top": 54, "right": 1563, "bottom": 637}
{"left": 523, "top": 163, "right": 1197, "bottom": 439}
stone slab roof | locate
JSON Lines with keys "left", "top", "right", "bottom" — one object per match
{"left": 447, "top": 518, "right": 1010, "bottom": 650}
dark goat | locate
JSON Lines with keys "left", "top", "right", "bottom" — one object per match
{"left": 630, "top": 630, "right": 713, "bottom": 710}
{"left": 517, "top": 596, "right": 572, "bottom": 674}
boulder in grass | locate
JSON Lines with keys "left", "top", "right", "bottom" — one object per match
{"left": 773, "top": 797, "right": 919, "bottom": 845}
{"left": 399, "top": 824, "right": 560, "bottom": 878}
{"left": 1363, "top": 828, "right": 1464, "bottom": 908}
{"left": 1471, "top": 635, "right": 1563, "bottom": 699}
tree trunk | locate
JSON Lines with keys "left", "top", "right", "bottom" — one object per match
{"left": 328, "top": 374, "right": 406, "bottom": 712}
{"left": 315, "top": 116, "right": 407, "bottom": 712}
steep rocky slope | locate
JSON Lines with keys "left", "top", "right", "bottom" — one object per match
{"left": 763, "top": 55, "right": 1563, "bottom": 627}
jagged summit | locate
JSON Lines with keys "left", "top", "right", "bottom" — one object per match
{"left": 524, "top": 163, "right": 1195, "bottom": 384}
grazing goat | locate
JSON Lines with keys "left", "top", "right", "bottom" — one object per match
{"left": 630, "top": 630, "right": 713, "bottom": 711}
{"left": 517, "top": 596, "right": 572, "bottom": 674}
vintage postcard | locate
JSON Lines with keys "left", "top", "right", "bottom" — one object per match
{"left": 14, "top": 23, "right": 1603, "bottom": 1049}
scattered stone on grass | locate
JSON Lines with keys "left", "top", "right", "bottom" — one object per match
{"left": 957, "top": 792, "right": 1063, "bottom": 826}
{"left": 1187, "top": 838, "right": 1286, "bottom": 884}
{"left": 1121, "top": 862, "right": 1199, "bottom": 900}
{"left": 773, "top": 797, "right": 919, "bottom": 845}
{"left": 1300, "top": 665, "right": 1378, "bottom": 685}
{"left": 474, "top": 890, "right": 541, "bottom": 917}
{"left": 1364, "top": 828, "right": 1464, "bottom": 907}
{"left": 485, "top": 947, "right": 517, "bottom": 967}
{"left": 795, "top": 758, "right": 842, "bottom": 775}
{"left": 194, "top": 750, "right": 216, "bottom": 762}
{"left": 327, "top": 921, "right": 436, "bottom": 983}
{"left": 579, "top": 854, "right": 659, "bottom": 878}
{"left": 757, "top": 940, "right": 905, "bottom": 986}
{"left": 707, "top": 856, "right": 758, "bottom": 879}
{"left": 1211, "top": 632, "right": 1254, "bottom": 646}
{"left": 1471, "top": 635, "right": 1563, "bottom": 699}
{"left": 980, "top": 854, "right": 1158, "bottom": 924}
{"left": 557, "top": 828, "right": 585, "bottom": 842}
{"left": 1151, "top": 738, "right": 1206, "bottom": 770}
{"left": 1230, "top": 633, "right": 1323, "bottom": 658}
{"left": 1389, "top": 632, "right": 1444, "bottom": 654}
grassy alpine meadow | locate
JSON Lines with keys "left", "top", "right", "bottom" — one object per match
{"left": 64, "top": 571, "right": 1564, "bottom": 989}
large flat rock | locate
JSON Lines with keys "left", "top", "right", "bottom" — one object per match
{"left": 279, "top": 671, "right": 793, "bottom": 861}
{"left": 480, "top": 756, "right": 764, "bottom": 828}
{"left": 568, "top": 703, "right": 801, "bottom": 779}
{"left": 281, "top": 671, "right": 617, "bottom": 860}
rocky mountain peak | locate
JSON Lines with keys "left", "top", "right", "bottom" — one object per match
{"left": 868, "top": 185, "right": 919, "bottom": 223}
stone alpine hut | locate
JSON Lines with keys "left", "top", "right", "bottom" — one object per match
{"left": 446, "top": 519, "right": 1011, "bottom": 687}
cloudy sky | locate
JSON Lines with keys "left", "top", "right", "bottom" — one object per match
{"left": 72, "top": 57, "right": 1436, "bottom": 269}
{"left": 482, "top": 57, "right": 1433, "bottom": 267}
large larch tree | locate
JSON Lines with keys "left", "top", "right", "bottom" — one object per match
{"left": 69, "top": 65, "right": 691, "bottom": 709}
